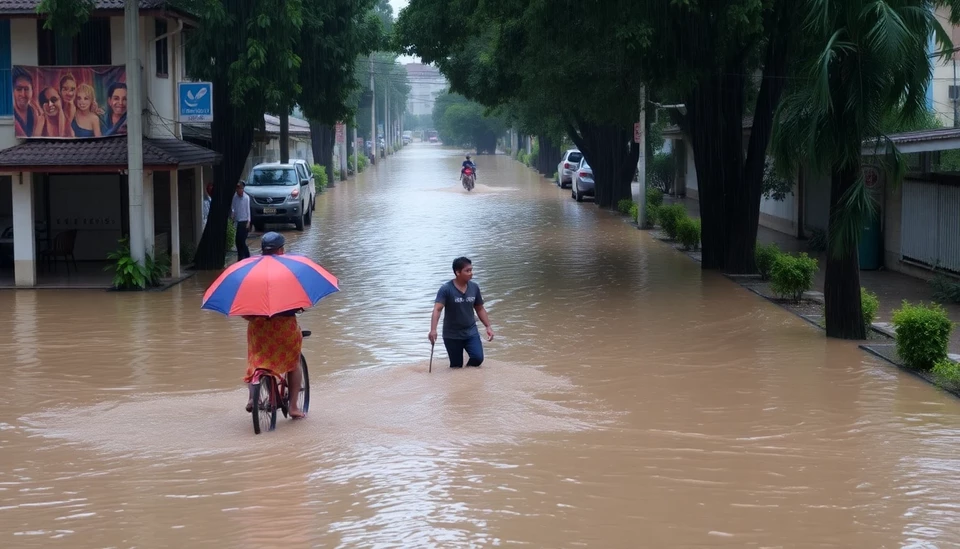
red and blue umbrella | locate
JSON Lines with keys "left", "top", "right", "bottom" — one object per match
{"left": 201, "top": 254, "right": 339, "bottom": 317}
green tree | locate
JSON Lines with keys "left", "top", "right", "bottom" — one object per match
{"left": 432, "top": 92, "right": 506, "bottom": 152}
{"left": 297, "top": 0, "right": 382, "bottom": 186}
{"left": 773, "top": 0, "right": 960, "bottom": 339}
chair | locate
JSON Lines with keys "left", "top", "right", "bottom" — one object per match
{"left": 40, "top": 229, "right": 78, "bottom": 274}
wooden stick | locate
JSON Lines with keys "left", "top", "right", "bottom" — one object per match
{"left": 428, "top": 342, "right": 435, "bottom": 373}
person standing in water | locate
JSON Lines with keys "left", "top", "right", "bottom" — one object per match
{"left": 428, "top": 256, "right": 495, "bottom": 368}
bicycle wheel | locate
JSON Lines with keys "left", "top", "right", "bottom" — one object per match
{"left": 251, "top": 376, "right": 277, "bottom": 435}
{"left": 298, "top": 355, "right": 310, "bottom": 414}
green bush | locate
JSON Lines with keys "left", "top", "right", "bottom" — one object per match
{"left": 617, "top": 199, "right": 635, "bottom": 215}
{"left": 891, "top": 301, "right": 954, "bottom": 370}
{"left": 677, "top": 217, "right": 701, "bottom": 250}
{"left": 932, "top": 359, "right": 960, "bottom": 386}
{"left": 644, "top": 204, "right": 658, "bottom": 228}
{"left": 647, "top": 152, "right": 674, "bottom": 192}
{"left": 628, "top": 203, "right": 639, "bottom": 223}
{"left": 931, "top": 274, "right": 960, "bottom": 304}
{"left": 311, "top": 164, "right": 329, "bottom": 193}
{"left": 348, "top": 154, "right": 367, "bottom": 173}
{"left": 105, "top": 237, "right": 147, "bottom": 290}
{"left": 658, "top": 204, "right": 687, "bottom": 239}
{"left": 755, "top": 243, "right": 781, "bottom": 281}
{"left": 646, "top": 186, "right": 664, "bottom": 208}
{"left": 770, "top": 252, "right": 818, "bottom": 304}
{"left": 861, "top": 287, "right": 880, "bottom": 331}
{"left": 226, "top": 218, "right": 236, "bottom": 251}
{"left": 553, "top": 171, "right": 559, "bottom": 181}
{"left": 145, "top": 252, "right": 170, "bottom": 286}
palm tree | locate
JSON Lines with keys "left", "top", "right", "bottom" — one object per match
{"left": 773, "top": 0, "right": 960, "bottom": 339}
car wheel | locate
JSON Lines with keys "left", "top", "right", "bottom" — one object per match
{"left": 295, "top": 208, "right": 305, "bottom": 231}
{"left": 305, "top": 206, "right": 312, "bottom": 226}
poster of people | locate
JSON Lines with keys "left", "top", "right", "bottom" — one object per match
{"left": 12, "top": 65, "right": 127, "bottom": 139}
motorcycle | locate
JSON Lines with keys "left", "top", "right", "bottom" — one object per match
{"left": 461, "top": 167, "right": 475, "bottom": 192}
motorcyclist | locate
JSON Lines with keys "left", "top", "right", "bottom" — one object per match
{"left": 461, "top": 154, "right": 477, "bottom": 181}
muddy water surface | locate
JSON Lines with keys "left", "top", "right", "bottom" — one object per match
{"left": 2, "top": 145, "right": 960, "bottom": 548}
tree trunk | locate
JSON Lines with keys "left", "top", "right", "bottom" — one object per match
{"left": 824, "top": 163, "right": 865, "bottom": 339}
{"left": 280, "top": 111, "right": 289, "bottom": 163}
{"left": 723, "top": 6, "right": 794, "bottom": 274}
{"left": 194, "top": 78, "right": 254, "bottom": 270}
{"left": 567, "top": 121, "right": 638, "bottom": 209}
{"left": 321, "top": 124, "right": 336, "bottom": 189}
{"left": 538, "top": 135, "right": 562, "bottom": 176}
{"left": 683, "top": 75, "right": 736, "bottom": 270}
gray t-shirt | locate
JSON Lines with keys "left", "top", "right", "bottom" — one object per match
{"left": 436, "top": 280, "right": 483, "bottom": 340}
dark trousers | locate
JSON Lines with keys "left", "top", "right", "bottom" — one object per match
{"left": 235, "top": 222, "right": 250, "bottom": 260}
{"left": 443, "top": 334, "right": 484, "bottom": 368}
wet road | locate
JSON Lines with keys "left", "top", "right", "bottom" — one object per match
{"left": 2, "top": 144, "right": 960, "bottom": 547}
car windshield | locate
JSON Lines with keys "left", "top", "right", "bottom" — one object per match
{"left": 249, "top": 168, "right": 298, "bottom": 186}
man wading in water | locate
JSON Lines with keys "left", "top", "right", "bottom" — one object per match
{"left": 428, "top": 257, "right": 495, "bottom": 367}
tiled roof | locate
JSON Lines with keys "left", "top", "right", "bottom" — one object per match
{"left": 263, "top": 114, "right": 311, "bottom": 136}
{"left": 0, "top": 136, "right": 220, "bottom": 170}
{"left": 0, "top": 1, "right": 167, "bottom": 12}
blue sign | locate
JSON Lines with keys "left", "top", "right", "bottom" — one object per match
{"left": 178, "top": 82, "right": 213, "bottom": 122}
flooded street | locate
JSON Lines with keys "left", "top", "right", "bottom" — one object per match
{"left": 2, "top": 144, "right": 960, "bottom": 547}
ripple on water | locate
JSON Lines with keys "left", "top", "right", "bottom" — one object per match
{"left": 19, "top": 360, "right": 612, "bottom": 459}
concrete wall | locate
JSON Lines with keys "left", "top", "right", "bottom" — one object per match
{"left": 47, "top": 174, "right": 124, "bottom": 260}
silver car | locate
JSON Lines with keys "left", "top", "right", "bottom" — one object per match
{"left": 556, "top": 149, "right": 582, "bottom": 188}
{"left": 245, "top": 163, "right": 313, "bottom": 232}
{"left": 571, "top": 157, "right": 594, "bottom": 202}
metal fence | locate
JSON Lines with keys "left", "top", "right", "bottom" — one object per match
{"left": 901, "top": 179, "right": 960, "bottom": 273}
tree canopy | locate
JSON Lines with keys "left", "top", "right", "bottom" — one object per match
{"left": 432, "top": 92, "right": 506, "bottom": 153}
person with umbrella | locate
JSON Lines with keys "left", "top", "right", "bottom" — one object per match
{"left": 238, "top": 233, "right": 305, "bottom": 416}
{"left": 201, "top": 232, "right": 340, "bottom": 420}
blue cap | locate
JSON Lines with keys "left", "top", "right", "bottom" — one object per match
{"left": 261, "top": 231, "right": 285, "bottom": 253}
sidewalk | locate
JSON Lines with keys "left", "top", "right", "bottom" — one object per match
{"left": 664, "top": 195, "right": 960, "bottom": 355}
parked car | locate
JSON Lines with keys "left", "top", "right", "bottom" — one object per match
{"left": 571, "top": 158, "right": 595, "bottom": 202}
{"left": 245, "top": 162, "right": 313, "bottom": 232}
{"left": 556, "top": 149, "right": 583, "bottom": 188}
{"left": 402, "top": 130, "right": 412, "bottom": 145}
{"left": 266, "top": 159, "right": 316, "bottom": 212}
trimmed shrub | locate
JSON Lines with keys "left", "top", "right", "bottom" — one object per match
{"left": 755, "top": 243, "right": 781, "bottom": 281}
{"left": 617, "top": 199, "right": 635, "bottom": 215}
{"left": 628, "top": 203, "right": 639, "bottom": 223}
{"left": 932, "top": 359, "right": 960, "bottom": 386}
{"left": 770, "top": 252, "right": 818, "bottom": 304}
{"left": 891, "top": 301, "right": 954, "bottom": 370}
{"left": 645, "top": 186, "right": 664, "bottom": 208}
{"left": 310, "top": 164, "right": 329, "bottom": 193}
{"left": 658, "top": 204, "right": 687, "bottom": 239}
{"left": 861, "top": 287, "right": 880, "bottom": 331}
{"left": 644, "top": 204, "right": 658, "bottom": 228}
{"left": 677, "top": 217, "right": 701, "bottom": 250}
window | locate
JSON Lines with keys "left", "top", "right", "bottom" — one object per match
{"left": 249, "top": 168, "right": 299, "bottom": 187}
{"left": 37, "top": 18, "right": 111, "bottom": 66}
{"left": 155, "top": 19, "right": 169, "bottom": 78}
{"left": 0, "top": 21, "right": 10, "bottom": 116}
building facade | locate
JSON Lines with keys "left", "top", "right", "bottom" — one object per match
{"left": 0, "top": 1, "right": 219, "bottom": 287}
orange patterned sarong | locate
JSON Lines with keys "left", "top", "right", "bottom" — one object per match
{"left": 243, "top": 315, "right": 303, "bottom": 383}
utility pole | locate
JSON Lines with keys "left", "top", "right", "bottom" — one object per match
{"left": 636, "top": 86, "right": 647, "bottom": 229}
{"left": 370, "top": 63, "right": 377, "bottom": 165}
{"left": 353, "top": 125, "right": 358, "bottom": 175}
{"left": 125, "top": 0, "right": 145, "bottom": 264}
{"left": 383, "top": 89, "right": 389, "bottom": 156}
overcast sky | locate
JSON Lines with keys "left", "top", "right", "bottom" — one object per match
{"left": 389, "top": 0, "right": 418, "bottom": 64}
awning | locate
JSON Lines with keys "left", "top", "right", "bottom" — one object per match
{"left": 0, "top": 136, "right": 221, "bottom": 173}
{"left": 862, "top": 128, "right": 960, "bottom": 155}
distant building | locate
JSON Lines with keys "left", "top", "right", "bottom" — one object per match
{"left": 404, "top": 63, "right": 447, "bottom": 117}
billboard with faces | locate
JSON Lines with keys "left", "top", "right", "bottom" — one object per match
{"left": 12, "top": 65, "right": 128, "bottom": 139}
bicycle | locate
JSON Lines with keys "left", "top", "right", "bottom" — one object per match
{"left": 248, "top": 329, "right": 312, "bottom": 435}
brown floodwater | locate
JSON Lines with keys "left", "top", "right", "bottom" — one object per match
{"left": 2, "top": 144, "right": 960, "bottom": 548}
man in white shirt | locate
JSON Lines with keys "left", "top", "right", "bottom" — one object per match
{"left": 230, "top": 181, "right": 252, "bottom": 260}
